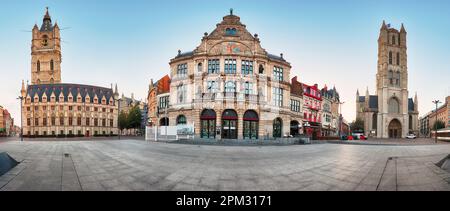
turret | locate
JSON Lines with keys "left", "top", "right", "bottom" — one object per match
{"left": 356, "top": 89, "right": 360, "bottom": 102}
{"left": 20, "top": 80, "right": 26, "bottom": 98}
{"left": 414, "top": 92, "right": 418, "bottom": 112}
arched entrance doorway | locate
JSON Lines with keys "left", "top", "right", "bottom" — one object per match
{"left": 200, "top": 109, "right": 216, "bottom": 138}
{"left": 290, "top": 120, "right": 300, "bottom": 136}
{"left": 243, "top": 110, "right": 258, "bottom": 139}
{"left": 388, "top": 119, "right": 402, "bottom": 138}
{"left": 222, "top": 109, "right": 238, "bottom": 139}
{"left": 273, "top": 118, "right": 283, "bottom": 138}
{"left": 159, "top": 117, "right": 169, "bottom": 126}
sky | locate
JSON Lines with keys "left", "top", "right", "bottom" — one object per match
{"left": 1, "top": 0, "right": 449, "bottom": 126}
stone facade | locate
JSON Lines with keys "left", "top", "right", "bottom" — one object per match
{"left": 0, "top": 106, "right": 14, "bottom": 136}
{"left": 321, "top": 86, "right": 341, "bottom": 136}
{"left": 167, "top": 11, "right": 293, "bottom": 139}
{"left": 20, "top": 8, "right": 118, "bottom": 138}
{"left": 31, "top": 8, "right": 61, "bottom": 85}
{"left": 147, "top": 75, "right": 171, "bottom": 126}
{"left": 356, "top": 21, "right": 419, "bottom": 138}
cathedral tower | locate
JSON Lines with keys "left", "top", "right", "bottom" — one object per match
{"left": 31, "top": 7, "right": 61, "bottom": 85}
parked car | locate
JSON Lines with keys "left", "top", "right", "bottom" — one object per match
{"left": 406, "top": 133, "right": 417, "bottom": 139}
{"left": 359, "top": 135, "right": 367, "bottom": 140}
{"left": 341, "top": 135, "right": 348, "bottom": 140}
{"left": 352, "top": 132, "right": 365, "bottom": 140}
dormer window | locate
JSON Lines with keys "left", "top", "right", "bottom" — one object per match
{"left": 225, "top": 28, "right": 237, "bottom": 36}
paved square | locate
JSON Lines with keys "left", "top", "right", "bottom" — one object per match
{"left": 1, "top": 139, "right": 449, "bottom": 191}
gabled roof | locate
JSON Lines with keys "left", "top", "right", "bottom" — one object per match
{"left": 27, "top": 83, "right": 115, "bottom": 104}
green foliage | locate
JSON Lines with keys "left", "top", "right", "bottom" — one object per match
{"left": 118, "top": 111, "right": 128, "bottom": 130}
{"left": 118, "top": 105, "right": 142, "bottom": 131}
{"left": 350, "top": 118, "right": 365, "bottom": 132}
{"left": 433, "top": 120, "right": 446, "bottom": 130}
{"left": 127, "top": 105, "right": 143, "bottom": 129}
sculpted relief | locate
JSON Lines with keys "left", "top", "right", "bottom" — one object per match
{"left": 208, "top": 42, "right": 253, "bottom": 56}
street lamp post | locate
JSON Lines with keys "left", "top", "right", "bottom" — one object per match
{"left": 432, "top": 100, "right": 441, "bottom": 143}
{"left": 338, "top": 101, "right": 345, "bottom": 138}
{"left": 17, "top": 96, "right": 24, "bottom": 142}
{"left": 118, "top": 98, "right": 121, "bottom": 140}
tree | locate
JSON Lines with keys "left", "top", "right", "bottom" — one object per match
{"left": 127, "top": 105, "right": 142, "bottom": 129}
{"left": 118, "top": 111, "right": 128, "bottom": 132}
{"left": 433, "top": 120, "right": 446, "bottom": 131}
{"left": 350, "top": 118, "right": 365, "bottom": 132}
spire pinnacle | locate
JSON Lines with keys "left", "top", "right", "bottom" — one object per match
{"left": 230, "top": 8, "right": 233, "bottom": 15}
{"left": 381, "top": 20, "right": 387, "bottom": 30}
{"left": 400, "top": 23, "right": 406, "bottom": 33}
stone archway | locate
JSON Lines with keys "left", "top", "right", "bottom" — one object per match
{"left": 388, "top": 119, "right": 402, "bottom": 138}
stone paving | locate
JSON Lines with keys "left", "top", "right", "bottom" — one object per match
{"left": 0, "top": 138, "right": 449, "bottom": 191}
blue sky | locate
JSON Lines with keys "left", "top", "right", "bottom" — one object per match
{"left": 1, "top": 0, "right": 449, "bottom": 125}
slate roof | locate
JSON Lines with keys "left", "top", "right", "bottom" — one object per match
{"left": 27, "top": 83, "right": 115, "bottom": 104}
{"left": 359, "top": 95, "right": 378, "bottom": 109}
{"left": 268, "top": 53, "right": 286, "bottom": 62}
{"left": 175, "top": 51, "right": 194, "bottom": 59}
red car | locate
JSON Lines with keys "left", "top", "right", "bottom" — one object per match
{"left": 359, "top": 135, "right": 367, "bottom": 140}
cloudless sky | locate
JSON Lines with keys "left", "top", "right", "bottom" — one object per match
{"left": 1, "top": 0, "right": 449, "bottom": 125}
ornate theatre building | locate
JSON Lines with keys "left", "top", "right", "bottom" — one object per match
{"left": 167, "top": 10, "right": 294, "bottom": 139}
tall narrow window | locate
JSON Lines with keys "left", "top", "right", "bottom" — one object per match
{"left": 244, "top": 82, "right": 253, "bottom": 95}
{"left": 389, "top": 51, "right": 393, "bottom": 64}
{"left": 392, "top": 35, "right": 396, "bottom": 45}
{"left": 396, "top": 71, "right": 401, "bottom": 86}
{"left": 50, "top": 59, "right": 54, "bottom": 71}
{"left": 241, "top": 60, "right": 253, "bottom": 75}
{"left": 389, "top": 70, "right": 394, "bottom": 85}
{"left": 396, "top": 52, "right": 400, "bottom": 65}
{"left": 177, "top": 85, "right": 186, "bottom": 103}
{"left": 272, "top": 87, "right": 283, "bottom": 107}
{"left": 37, "top": 60, "right": 41, "bottom": 72}
{"left": 197, "top": 63, "right": 202, "bottom": 72}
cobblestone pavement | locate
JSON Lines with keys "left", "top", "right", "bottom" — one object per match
{"left": 329, "top": 138, "right": 450, "bottom": 146}
{"left": 1, "top": 138, "right": 449, "bottom": 191}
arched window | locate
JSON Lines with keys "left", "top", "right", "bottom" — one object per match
{"left": 225, "top": 81, "right": 236, "bottom": 93}
{"left": 50, "top": 59, "right": 54, "bottom": 71}
{"left": 177, "top": 115, "right": 187, "bottom": 125}
{"left": 42, "top": 35, "right": 48, "bottom": 46}
{"left": 388, "top": 97, "right": 400, "bottom": 114}
{"left": 258, "top": 64, "right": 264, "bottom": 74}
{"left": 159, "top": 117, "right": 169, "bottom": 126}
{"left": 372, "top": 113, "right": 377, "bottom": 130}
{"left": 197, "top": 63, "right": 202, "bottom": 72}
{"left": 396, "top": 52, "right": 400, "bottom": 65}
{"left": 395, "top": 71, "right": 400, "bottom": 86}
{"left": 389, "top": 51, "right": 393, "bottom": 64}
{"left": 37, "top": 60, "right": 41, "bottom": 72}
{"left": 392, "top": 35, "right": 396, "bottom": 45}
{"left": 388, "top": 70, "right": 393, "bottom": 85}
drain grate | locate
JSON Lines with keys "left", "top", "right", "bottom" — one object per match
{"left": 0, "top": 152, "right": 19, "bottom": 177}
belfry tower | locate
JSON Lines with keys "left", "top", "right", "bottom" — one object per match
{"left": 31, "top": 7, "right": 61, "bottom": 85}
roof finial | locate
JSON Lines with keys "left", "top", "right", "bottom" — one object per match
{"left": 230, "top": 8, "right": 233, "bottom": 15}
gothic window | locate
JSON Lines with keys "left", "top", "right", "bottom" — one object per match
{"left": 388, "top": 97, "right": 400, "bottom": 114}
{"left": 389, "top": 51, "right": 393, "bottom": 64}
{"left": 396, "top": 52, "right": 400, "bottom": 65}
{"left": 37, "top": 60, "right": 40, "bottom": 72}
{"left": 372, "top": 113, "right": 377, "bottom": 130}
{"left": 392, "top": 35, "right": 396, "bottom": 45}
{"left": 396, "top": 71, "right": 401, "bottom": 86}
{"left": 388, "top": 70, "right": 393, "bottom": 85}
{"left": 42, "top": 35, "right": 48, "bottom": 46}
{"left": 50, "top": 59, "right": 54, "bottom": 71}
